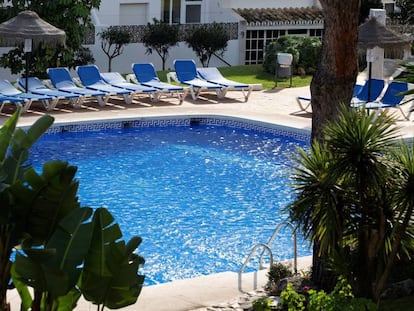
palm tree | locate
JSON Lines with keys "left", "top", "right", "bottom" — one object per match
{"left": 288, "top": 105, "right": 414, "bottom": 301}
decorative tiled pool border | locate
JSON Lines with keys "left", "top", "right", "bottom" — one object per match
{"left": 46, "top": 116, "right": 311, "bottom": 142}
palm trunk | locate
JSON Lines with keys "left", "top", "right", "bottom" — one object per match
{"left": 310, "top": 0, "right": 360, "bottom": 142}
{"left": 310, "top": 0, "right": 360, "bottom": 287}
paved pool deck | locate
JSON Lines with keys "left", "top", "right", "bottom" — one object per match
{"left": 3, "top": 86, "right": 414, "bottom": 311}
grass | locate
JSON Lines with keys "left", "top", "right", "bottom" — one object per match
{"left": 158, "top": 64, "right": 312, "bottom": 90}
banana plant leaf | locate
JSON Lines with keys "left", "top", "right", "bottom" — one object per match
{"left": 10, "top": 161, "right": 81, "bottom": 245}
{"left": 0, "top": 107, "right": 19, "bottom": 163}
{"left": 2, "top": 113, "right": 54, "bottom": 185}
{"left": 12, "top": 207, "right": 94, "bottom": 299}
{"left": 80, "top": 208, "right": 145, "bottom": 309}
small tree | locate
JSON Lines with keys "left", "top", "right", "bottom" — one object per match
{"left": 288, "top": 105, "right": 414, "bottom": 301}
{"left": 391, "top": 0, "right": 414, "bottom": 24}
{"left": 185, "top": 22, "right": 228, "bottom": 67}
{"left": 0, "top": 0, "right": 101, "bottom": 77}
{"left": 141, "top": 18, "right": 179, "bottom": 70}
{"left": 99, "top": 26, "right": 131, "bottom": 72}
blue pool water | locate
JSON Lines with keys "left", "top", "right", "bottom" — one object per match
{"left": 30, "top": 123, "right": 311, "bottom": 285}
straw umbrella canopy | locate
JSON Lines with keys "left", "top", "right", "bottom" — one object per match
{"left": 0, "top": 10, "right": 66, "bottom": 92}
{"left": 358, "top": 17, "right": 411, "bottom": 50}
{"left": 358, "top": 17, "right": 412, "bottom": 101}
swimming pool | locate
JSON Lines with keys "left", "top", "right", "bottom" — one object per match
{"left": 30, "top": 117, "right": 311, "bottom": 286}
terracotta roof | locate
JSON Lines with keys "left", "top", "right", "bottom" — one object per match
{"left": 233, "top": 7, "right": 323, "bottom": 26}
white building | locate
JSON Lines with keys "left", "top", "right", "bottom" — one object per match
{"left": 0, "top": 0, "right": 399, "bottom": 78}
{"left": 89, "top": 0, "right": 324, "bottom": 73}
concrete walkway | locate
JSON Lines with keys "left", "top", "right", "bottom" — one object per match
{"left": 3, "top": 86, "right": 414, "bottom": 311}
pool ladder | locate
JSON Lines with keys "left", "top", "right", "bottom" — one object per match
{"left": 238, "top": 221, "right": 297, "bottom": 293}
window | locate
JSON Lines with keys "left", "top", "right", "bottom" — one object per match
{"left": 161, "top": 0, "right": 181, "bottom": 24}
{"left": 186, "top": 4, "right": 201, "bottom": 23}
{"left": 120, "top": 4, "right": 148, "bottom": 25}
{"left": 162, "top": 0, "right": 202, "bottom": 24}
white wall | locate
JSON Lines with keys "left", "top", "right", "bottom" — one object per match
{"left": 88, "top": 39, "right": 242, "bottom": 74}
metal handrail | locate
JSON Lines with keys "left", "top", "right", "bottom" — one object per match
{"left": 238, "top": 221, "right": 298, "bottom": 293}
{"left": 238, "top": 243, "right": 273, "bottom": 293}
{"left": 261, "top": 221, "right": 297, "bottom": 273}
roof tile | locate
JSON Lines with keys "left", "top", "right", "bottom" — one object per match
{"left": 233, "top": 7, "right": 323, "bottom": 25}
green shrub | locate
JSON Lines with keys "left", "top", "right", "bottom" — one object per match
{"left": 253, "top": 297, "right": 273, "bottom": 311}
{"left": 263, "top": 36, "right": 321, "bottom": 75}
{"left": 280, "top": 277, "right": 378, "bottom": 311}
{"left": 266, "top": 262, "right": 293, "bottom": 294}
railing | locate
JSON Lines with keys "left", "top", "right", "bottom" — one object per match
{"left": 238, "top": 221, "right": 297, "bottom": 293}
{"left": 238, "top": 243, "right": 273, "bottom": 293}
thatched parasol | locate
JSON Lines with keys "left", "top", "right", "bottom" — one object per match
{"left": 0, "top": 10, "right": 66, "bottom": 92}
{"left": 358, "top": 17, "right": 411, "bottom": 51}
{"left": 358, "top": 17, "right": 412, "bottom": 101}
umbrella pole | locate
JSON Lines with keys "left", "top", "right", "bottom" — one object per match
{"left": 367, "top": 61, "right": 372, "bottom": 102}
{"left": 24, "top": 39, "right": 32, "bottom": 93}
{"left": 25, "top": 52, "right": 30, "bottom": 93}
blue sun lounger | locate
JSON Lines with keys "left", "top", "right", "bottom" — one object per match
{"left": 197, "top": 67, "right": 253, "bottom": 102}
{"left": 351, "top": 79, "right": 385, "bottom": 105}
{"left": 132, "top": 63, "right": 188, "bottom": 103}
{"left": 363, "top": 81, "right": 412, "bottom": 120}
{"left": 0, "top": 94, "right": 26, "bottom": 114}
{"left": 18, "top": 77, "right": 80, "bottom": 110}
{"left": 47, "top": 67, "right": 108, "bottom": 107}
{"left": 296, "top": 83, "right": 366, "bottom": 114}
{"left": 0, "top": 79, "right": 54, "bottom": 112}
{"left": 76, "top": 65, "right": 133, "bottom": 104}
{"left": 100, "top": 71, "right": 156, "bottom": 102}
{"left": 173, "top": 59, "right": 224, "bottom": 100}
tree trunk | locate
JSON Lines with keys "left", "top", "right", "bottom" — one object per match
{"left": 310, "top": 0, "right": 361, "bottom": 288}
{"left": 310, "top": 0, "right": 360, "bottom": 142}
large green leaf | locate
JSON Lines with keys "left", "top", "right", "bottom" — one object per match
{"left": 12, "top": 207, "right": 94, "bottom": 300}
{"left": 2, "top": 114, "right": 54, "bottom": 185}
{"left": 46, "top": 207, "right": 94, "bottom": 293}
{"left": 10, "top": 161, "right": 81, "bottom": 244}
{"left": 83, "top": 208, "right": 122, "bottom": 276}
{"left": 0, "top": 109, "right": 19, "bottom": 163}
{"left": 80, "top": 208, "right": 145, "bottom": 309}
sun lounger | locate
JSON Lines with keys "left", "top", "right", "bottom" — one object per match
{"left": 100, "top": 71, "right": 156, "bottom": 102}
{"left": 0, "top": 94, "right": 26, "bottom": 114}
{"left": 197, "top": 67, "right": 253, "bottom": 102}
{"left": 131, "top": 63, "right": 188, "bottom": 103}
{"left": 76, "top": 65, "right": 133, "bottom": 104}
{"left": 296, "top": 83, "right": 366, "bottom": 114}
{"left": 0, "top": 79, "right": 54, "bottom": 112}
{"left": 47, "top": 67, "right": 108, "bottom": 107}
{"left": 363, "top": 81, "right": 412, "bottom": 120}
{"left": 351, "top": 79, "right": 385, "bottom": 105}
{"left": 294, "top": 96, "right": 312, "bottom": 113}
{"left": 18, "top": 77, "right": 80, "bottom": 110}
{"left": 173, "top": 59, "right": 224, "bottom": 100}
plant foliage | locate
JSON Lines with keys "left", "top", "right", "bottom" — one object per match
{"left": 0, "top": 110, "right": 145, "bottom": 311}
{"left": 0, "top": 0, "right": 101, "bottom": 77}
{"left": 288, "top": 105, "right": 414, "bottom": 301}
{"left": 263, "top": 36, "right": 321, "bottom": 75}
{"left": 184, "top": 22, "right": 229, "bottom": 67}
{"left": 142, "top": 18, "right": 179, "bottom": 71}
{"left": 99, "top": 26, "right": 131, "bottom": 72}
{"left": 280, "top": 277, "right": 378, "bottom": 311}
